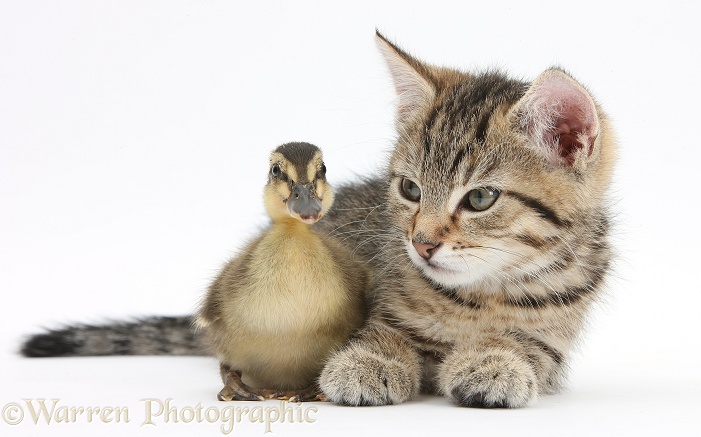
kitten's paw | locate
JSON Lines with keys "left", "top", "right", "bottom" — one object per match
{"left": 439, "top": 348, "right": 537, "bottom": 408}
{"left": 319, "top": 344, "right": 419, "bottom": 406}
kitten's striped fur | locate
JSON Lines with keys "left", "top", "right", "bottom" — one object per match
{"left": 317, "top": 33, "right": 616, "bottom": 407}
{"left": 21, "top": 32, "right": 616, "bottom": 409}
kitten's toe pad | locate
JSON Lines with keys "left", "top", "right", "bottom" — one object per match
{"left": 439, "top": 348, "right": 537, "bottom": 408}
{"left": 319, "top": 344, "right": 419, "bottom": 406}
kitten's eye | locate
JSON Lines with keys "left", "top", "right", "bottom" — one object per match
{"left": 463, "top": 188, "right": 500, "bottom": 211}
{"left": 400, "top": 178, "right": 421, "bottom": 202}
{"left": 271, "top": 163, "right": 282, "bottom": 178}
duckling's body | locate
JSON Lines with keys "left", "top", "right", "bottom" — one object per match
{"left": 207, "top": 219, "right": 366, "bottom": 390}
{"left": 198, "top": 142, "right": 368, "bottom": 401}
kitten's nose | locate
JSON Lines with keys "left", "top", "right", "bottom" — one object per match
{"left": 412, "top": 240, "right": 441, "bottom": 260}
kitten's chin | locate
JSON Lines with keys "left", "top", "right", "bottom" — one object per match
{"left": 420, "top": 265, "right": 477, "bottom": 288}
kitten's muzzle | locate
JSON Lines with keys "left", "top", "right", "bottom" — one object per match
{"left": 287, "top": 183, "right": 322, "bottom": 224}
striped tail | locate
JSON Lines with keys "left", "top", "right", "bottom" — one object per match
{"left": 21, "top": 316, "right": 208, "bottom": 357}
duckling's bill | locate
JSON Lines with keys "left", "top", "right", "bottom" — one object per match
{"left": 287, "top": 183, "right": 323, "bottom": 224}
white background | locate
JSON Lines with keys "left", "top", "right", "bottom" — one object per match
{"left": 1, "top": 1, "right": 699, "bottom": 436}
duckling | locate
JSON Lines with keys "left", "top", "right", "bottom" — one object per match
{"left": 197, "top": 142, "right": 369, "bottom": 402}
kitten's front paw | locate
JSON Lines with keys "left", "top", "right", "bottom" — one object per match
{"left": 319, "top": 344, "right": 419, "bottom": 406}
{"left": 439, "top": 348, "right": 537, "bottom": 408}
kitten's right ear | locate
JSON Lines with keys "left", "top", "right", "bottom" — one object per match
{"left": 511, "top": 69, "right": 600, "bottom": 170}
{"left": 375, "top": 31, "right": 436, "bottom": 125}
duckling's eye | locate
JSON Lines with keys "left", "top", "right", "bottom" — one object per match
{"left": 462, "top": 188, "right": 500, "bottom": 211}
{"left": 400, "top": 178, "right": 421, "bottom": 202}
{"left": 317, "top": 163, "right": 326, "bottom": 179}
{"left": 271, "top": 163, "right": 282, "bottom": 178}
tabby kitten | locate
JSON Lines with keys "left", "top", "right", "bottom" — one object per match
{"left": 316, "top": 32, "right": 616, "bottom": 408}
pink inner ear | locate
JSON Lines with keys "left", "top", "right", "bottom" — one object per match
{"left": 554, "top": 107, "right": 594, "bottom": 165}
{"left": 527, "top": 71, "right": 599, "bottom": 166}
{"left": 556, "top": 131, "right": 582, "bottom": 166}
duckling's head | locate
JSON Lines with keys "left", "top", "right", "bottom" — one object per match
{"left": 263, "top": 142, "right": 334, "bottom": 224}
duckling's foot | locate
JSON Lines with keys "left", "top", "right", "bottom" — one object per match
{"left": 218, "top": 369, "right": 277, "bottom": 402}
{"left": 275, "top": 384, "right": 328, "bottom": 402}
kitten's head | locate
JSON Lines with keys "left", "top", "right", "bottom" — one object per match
{"left": 376, "top": 32, "right": 616, "bottom": 289}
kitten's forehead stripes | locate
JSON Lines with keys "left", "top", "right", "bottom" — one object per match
{"left": 422, "top": 106, "right": 440, "bottom": 160}
{"left": 422, "top": 74, "right": 525, "bottom": 149}
{"left": 449, "top": 148, "right": 468, "bottom": 175}
{"left": 448, "top": 77, "right": 504, "bottom": 141}
{"left": 471, "top": 77, "right": 524, "bottom": 143}
{"left": 418, "top": 74, "right": 526, "bottom": 187}
{"left": 472, "top": 110, "right": 493, "bottom": 146}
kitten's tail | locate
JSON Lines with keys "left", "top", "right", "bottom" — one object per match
{"left": 21, "top": 316, "right": 208, "bottom": 358}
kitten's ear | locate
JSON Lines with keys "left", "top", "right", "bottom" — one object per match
{"left": 375, "top": 31, "right": 436, "bottom": 124}
{"left": 512, "top": 69, "right": 600, "bottom": 168}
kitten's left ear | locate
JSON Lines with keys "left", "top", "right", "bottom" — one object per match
{"left": 511, "top": 69, "right": 600, "bottom": 169}
{"left": 375, "top": 30, "right": 436, "bottom": 126}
